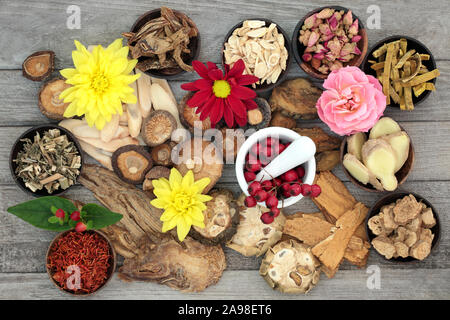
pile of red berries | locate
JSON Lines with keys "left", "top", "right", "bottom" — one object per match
{"left": 243, "top": 137, "right": 321, "bottom": 224}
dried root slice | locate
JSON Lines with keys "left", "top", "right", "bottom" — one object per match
{"left": 101, "top": 114, "right": 120, "bottom": 143}
{"left": 369, "top": 117, "right": 401, "bottom": 139}
{"left": 260, "top": 240, "right": 320, "bottom": 294}
{"left": 190, "top": 189, "right": 239, "bottom": 245}
{"left": 246, "top": 97, "right": 271, "bottom": 130}
{"left": 347, "top": 132, "right": 366, "bottom": 161}
{"left": 368, "top": 215, "right": 386, "bottom": 236}
{"left": 135, "top": 69, "right": 152, "bottom": 119}
{"left": 112, "top": 145, "right": 153, "bottom": 184}
{"left": 151, "top": 143, "right": 173, "bottom": 166}
{"left": 421, "top": 208, "right": 436, "bottom": 228}
{"left": 372, "top": 236, "right": 396, "bottom": 259}
{"left": 269, "top": 111, "right": 297, "bottom": 129}
{"left": 227, "top": 194, "right": 286, "bottom": 257}
{"left": 126, "top": 80, "right": 142, "bottom": 138}
{"left": 381, "top": 131, "right": 410, "bottom": 172}
{"left": 143, "top": 166, "right": 171, "bottom": 191}
{"left": 38, "top": 78, "right": 71, "bottom": 120}
{"left": 22, "top": 50, "right": 55, "bottom": 81}
{"left": 174, "top": 138, "right": 223, "bottom": 194}
{"left": 142, "top": 110, "right": 177, "bottom": 147}
{"left": 362, "top": 139, "right": 398, "bottom": 191}
{"left": 178, "top": 92, "right": 212, "bottom": 133}
{"left": 78, "top": 136, "right": 139, "bottom": 153}
{"left": 79, "top": 141, "right": 113, "bottom": 171}
{"left": 150, "top": 83, "right": 182, "bottom": 129}
{"left": 410, "top": 240, "right": 431, "bottom": 260}
{"left": 316, "top": 150, "right": 340, "bottom": 172}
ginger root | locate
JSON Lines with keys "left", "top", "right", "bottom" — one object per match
{"left": 369, "top": 117, "right": 401, "bottom": 139}
{"left": 382, "top": 131, "right": 410, "bottom": 172}
{"left": 347, "top": 132, "right": 366, "bottom": 161}
{"left": 343, "top": 153, "right": 371, "bottom": 184}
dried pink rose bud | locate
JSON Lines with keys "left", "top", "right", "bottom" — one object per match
{"left": 307, "top": 31, "right": 320, "bottom": 47}
{"left": 339, "top": 54, "right": 353, "bottom": 62}
{"left": 315, "top": 44, "right": 327, "bottom": 53}
{"left": 329, "top": 60, "right": 343, "bottom": 71}
{"left": 304, "top": 14, "right": 316, "bottom": 29}
{"left": 340, "top": 43, "right": 355, "bottom": 57}
{"left": 302, "top": 53, "right": 312, "bottom": 62}
{"left": 299, "top": 30, "right": 311, "bottom": 46}
{"left": 328, "top": 38, "right": 341, "bottom": 56}
{"left": 351, "top": 35, "right": 362, "bottom": 43}
{"left": 328, "top": 15, "right": 339, "bottom": 31}
{"left": 343, "top": 10, "right": 353, "bottom": 25}
{"left": 318, "top": 65, "right": 330, "bottom": 74}
{"left": 317, "top": 8, "right": 334, "bottom": 19}
{"left": 348, "top": 19, "right": 359, "bottom": 35}
{"left": 353, "top": 46, "right": 362, "bottom": 55}
{"left": 313, "top": 52, "right": 325, "bottom": 60}
{"left": 314, "top": 18, "right": 322, "bottom": 28}
{"left": 332, "top": 11, "right": 343, "bottom": 23}
{"left": 325, "top": 52, "right": 337, "bottom": 62}
{"left": 305, "top": 45, "right": 316, "bottom": 53}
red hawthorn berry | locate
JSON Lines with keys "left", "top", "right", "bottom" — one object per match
{"left": 261, "top": 180, "right": 273, "bottom": 191}
{"left": 248, "top": 181, "right": 262, "bottom": 196}
{"left": 264, "top": 137, "right": 278, "bottom": 147}
{"left": 244, "top": 196, "right": 257, "bottom": 208}
{"left": 75, "top": 222, "right": 87, "bottom": 232}
{"left": 260, "top": 212, "right": 274, "bottom": 224}
{"left": 70, "top": 211, "right": 81, "bottom": 221}
{"left": 265, "top": 195, "right": 278, "bottom": 209}
{"left": 55, "top": 209, "right": 65, "bottom": 219}
{"left": 254, "top": 190, "right": 268, "bottom": 202}
{"left": 311, "top": 184, "right": 322, "bottom": 198}
{"left": 301, "top": 184, "right": 312, "bottom": 197}
{"left": 271, "top": 207, "right": 281, "bottom": 217}
{"left": 281, "top": 169, "right": 298, "bottom": 182}
{"left": 244, "top": 171, "right": 256, "bottom": 182}
{"left": 250, "top": 143, "right": 260, "bottom": 156}
{"left": 289, "top": 184, "right": 302, "bottom": 196}
{"left": 272, "top": 178, "right": 282, "bottom": 187}
{"left": 245, "top": 159, "right": 262, "bottom": 172}
{"left": 295, "top": 166, "right": 305, "bottom": 179}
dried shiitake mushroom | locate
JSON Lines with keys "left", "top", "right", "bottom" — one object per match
{"left": 38, "top": 78, "right": 72, "bottom": 120}
{"left": 151, "top": 143, "right": 173, "bottom": 166}
{"left": 112, "top": 145, "right": 153, "bottom": 184}
{"left": 260, "top": 239, "right": 320, "bottom": 294}
{"left": 190, "top": 189, "right": 239, "bottom": 245}
{"left": 178, "top": 92, "right": 212, "bottom": 133}
{"left": 227, "top": 194, "right": 286, "bottom": 257}
{"left": 143, "top": 166, "right": 171, "bottom": 191}
{"left": 142, "top": 110, "right": 177, "bottom": 147}
{"left": 22, "top": 51, "right": 55, "bottom": 81}
{"left": 174, "top": 138, "right": 223, "bottom": 193}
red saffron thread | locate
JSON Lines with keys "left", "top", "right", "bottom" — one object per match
{"left": 47, "top": 231, "right": 112, "bottom": 294}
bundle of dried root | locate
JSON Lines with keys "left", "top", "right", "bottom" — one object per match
{"left": 123, "top": 7, "right": 198, "bottom": 72}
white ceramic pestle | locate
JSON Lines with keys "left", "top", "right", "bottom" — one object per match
{"left": 255, "top": 136, "right": 316, "bottom": 182}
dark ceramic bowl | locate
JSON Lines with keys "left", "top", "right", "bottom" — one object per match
{"left": 46, "top": 230, "right": 116, "bottom": 295}
{"left": 366, "top": 192, "right": 440, "bottom": 263}
{"left": 130, "top": 8, "right": 200, "bottom": 79}
{"left": 339, "top": 124, "right": 415, "bottom": 193}
{"left": 292, "top": 6, "right": 368, "bottom": 80}
{"left": 362, "top": 35, "right": 437, "bottom": 108}
{"left": 9, "top": 124, "right": 84, "bottom": 197}
{"left": 222, "top": 18, "right": 292, "bottom": 93}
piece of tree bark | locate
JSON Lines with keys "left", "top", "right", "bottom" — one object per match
{"left": 294, "top": 127, "right": 342, "bottom": 153}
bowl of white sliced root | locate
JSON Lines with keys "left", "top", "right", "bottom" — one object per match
{"left": 340, "top": 117, "right": 414, "bottom": 192}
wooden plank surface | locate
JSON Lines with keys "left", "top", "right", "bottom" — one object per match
{"left": 0, "top": 0, "right": 449, "bottom": 299}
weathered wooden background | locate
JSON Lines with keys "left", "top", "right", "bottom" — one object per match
{"left": 0, "top": 0, "right": 449, "bottom": 299}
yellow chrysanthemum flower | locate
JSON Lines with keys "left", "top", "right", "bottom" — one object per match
{"left": 151, "top": 168, "right": 212, "bottom": 242}
{"left": 59, "top": 39, "right": 140, "bottom": 130}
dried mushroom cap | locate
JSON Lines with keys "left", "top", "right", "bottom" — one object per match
{"left": 178, "top": 92, "right": 212, "bottom": 133}
{"left": 112, "top": 145, "right": 153, "bottom": 184}
{"left": 174, "top": 138, "right": 223, "bottom": 194}
{"left": 142, "top": 110, "right": 177, "bottom": 147}
{"left": 38, "top": 78, "right": 72, "bottom": 120}
{"left": 151, "top": 143, "right": 173, "bottom": 166}
{"left": 260, "top": 240, "right": 320, "bottom": 294}
{"left": 143, "top": 166, "right": 171, "bottom": 191}
{"left": 227, "top": 194, "right": 285, "bottom": 257}
{"left": 22, "top": 50, "right": 55, "bottom": 81}
{"left": 190, "top": 189, "right": 239, "bottom": 245}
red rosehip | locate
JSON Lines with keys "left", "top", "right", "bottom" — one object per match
{"left": 260, "top": 212, "right": 274, "bottom": 224}
{"left": 281, "top": 169, "right": 298, "bottom": 182}
{"left": 75, "top": 222, "right": 87, "bottom": 232}
{"left": 301, "top": 184, "right": 312, "bottom": 197}
{"left": 265, "top": 195, "right": 278, "bottom": 209}
{"left": 244, "top": 171, "right": 256, "bottom": 182}
{"left": 295, "top": 166, "right": 305, "bottom": 179}
{"left": 289, "top": 184, "right": 302, "bottom": 196}
{"left": 271, "top": 207, "right": 281, "bottom": 217}
{"left": 55, "top": 209, "right": 65, "bottom": 219}
{"left": 272, "top": 178, "right": 282, "bottom": 187}
{"left": 244, "top": 196, "right": 257, "bottom": 208}
{"left": 281, "top": 183, "right": 291, "bottom": 192}
{"left": 311, "top": 184, "right": 322, "bottom": 198}
{"left": 254, "top": 190, "right": 268, "bottom": 202}
{"left": 245, "top": 159, "right": 261, "bottom": 172}
{"left": 261, "top": 180, "right": 273, "bottom": 191}
{"left": 248, "top": 181, "right": 262, "bottom": 196}
{"left": 70, "top": 211, "right": 81, "bottom": 221}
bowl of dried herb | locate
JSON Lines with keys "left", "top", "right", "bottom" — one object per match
{"left": 9, "top": 125, "right": 83, "bottom": 197}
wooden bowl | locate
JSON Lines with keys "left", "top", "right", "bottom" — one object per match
{"left": 366, "top": 192, "right": 441, "bottom": 263}
{"left": 130, "top": 8, "right": 200, "bottom": 79}
{"left": 362, "top": 35, "right": 437, "bottom": 108}
{"left": 9, "top": 125, "right": 84, "bottom": 198}
{"left": 340, "top": 125, "right": 415, "bottom": 193}
{"left": 46, "top": 230, "right": 116, "bottom": 296}
{"left": 222, "top": 18, "right": 292, "bottom": 93}
{"left": 292, "top": 6, "right": 368, "bottom": 80}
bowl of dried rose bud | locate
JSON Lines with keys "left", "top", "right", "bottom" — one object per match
{"left": 292, "top": 6, "right": 368, "bottom": 79}
{"left": 235, "top": 127, "right": 321, "bottom": 222}
{"left": 222, "top": 19, "right": 292, "bottom": 93}
{"left": 9, "top": 125, "right": 83, "bottom": 197}
{"left": 46, "top": 229, "right": 116, "bottom": 295}
{"left": 126, "top": 7, "right": 201, "bottom": 78}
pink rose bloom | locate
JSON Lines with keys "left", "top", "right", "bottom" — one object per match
{"left": 316, "top": 66, "right": 386, "bottom": 136}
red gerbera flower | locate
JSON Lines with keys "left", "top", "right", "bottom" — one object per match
{"left": 181, "top": 59, "right": 259, "bottom": 128}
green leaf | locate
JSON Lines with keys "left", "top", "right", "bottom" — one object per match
{"left": 81, "top": 203, "right": 123, "bottom": 229}
{"left": 7, "top": 196, "right": 77, "bottom": 232}
{"left": 68, "top": 219, "right": 78, "bottom": 228}
{"left": 86, "top": 220, "right": 94, "bottom": 230}
{"left": 50, "top": 206, "right": 58, "bottom": 215}
{"left": 48, "top": 216, "right": 60, "bottom": 224}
